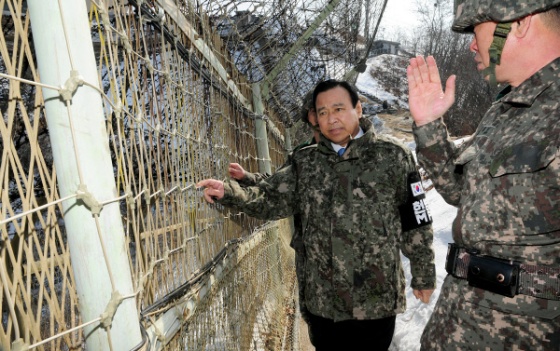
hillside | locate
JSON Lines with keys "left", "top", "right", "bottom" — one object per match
{"left": 355, "top": 54, "right": 415, "bottom": 143}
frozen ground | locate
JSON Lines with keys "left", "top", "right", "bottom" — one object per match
{"left": 389, "top": 189, "right": 457, "bottom": 351}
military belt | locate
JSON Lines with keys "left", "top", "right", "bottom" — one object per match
{"left": 445, "top": 244, "right": 560, "bottom": 300}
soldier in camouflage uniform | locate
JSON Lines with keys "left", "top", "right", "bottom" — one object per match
{"left": 198, "top": 80, "right": 436, "bottom": 350}
{"left": 407, "top": 0, "right": 560, "bottom": 350}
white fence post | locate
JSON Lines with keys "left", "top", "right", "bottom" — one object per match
{"left": 252, "top": 83, "right": 273, "bottom": 175}
{"left": 27, "top": 1, "right": 142, "bottom": 350}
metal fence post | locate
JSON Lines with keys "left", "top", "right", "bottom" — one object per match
{"left": 252, "top": 83, "right": 272, "bottom": 175}
{"left": 27, "top": 1, "right": 142, "bottom": 349}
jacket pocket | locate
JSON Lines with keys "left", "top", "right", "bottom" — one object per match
{"left": 357, "top": 204, "right": 400, "bottom": 295}
{"left": 489, "top": 141, "right": 556, "bottom": 177}
{"left": 487, "top": 142, "right": 560, "bottom": 236}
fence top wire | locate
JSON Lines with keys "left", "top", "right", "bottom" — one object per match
{"left": 197, "top": 0, "right": 388, "bottom": 126}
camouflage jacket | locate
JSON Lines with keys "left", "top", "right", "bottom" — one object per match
{"left": 220, "top": 118, "right": 436, "bottom": 321}
{"left": 413, "top": 58, "right": 560, "bottom": 317}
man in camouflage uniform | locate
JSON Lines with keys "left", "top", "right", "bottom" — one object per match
{"left": 198, "top": 79, "right": 436, "bottom": 350}
{"left": 407, "top": 1, "right": 560, "bottom": 350}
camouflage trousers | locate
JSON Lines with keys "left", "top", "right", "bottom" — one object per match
{"left": 420, "top": 275, "right": 560, "bottom": 351}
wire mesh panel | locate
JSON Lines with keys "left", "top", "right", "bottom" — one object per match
{"left": 0, "top": 0, "right": 385, "bottom": 350}
{"left": 177, "top": 220, "right": 301, "bottom": 351}
{"left": 1, "top": 0, "right": 290, "bottom": 349}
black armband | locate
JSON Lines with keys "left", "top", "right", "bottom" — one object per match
{"left": 398, "top": 171, "right": 433, "bottom": 231}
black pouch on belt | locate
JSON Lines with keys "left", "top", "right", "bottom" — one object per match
{"left": 445, "top": 243, "right": 461, "bottom": 277}
{"left": 467, "top": 255, "right": 519, "bottom": 298}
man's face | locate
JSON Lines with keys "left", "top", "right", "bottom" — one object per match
{"left": 470, "top": 21, "right": 506, "bottom": 82}
{"left": 315, "top": 86, "right": 361, "bottom": 147}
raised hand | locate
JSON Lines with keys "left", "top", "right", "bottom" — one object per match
{"left": 407, "top": 55, "right": 456, "bottom": 126}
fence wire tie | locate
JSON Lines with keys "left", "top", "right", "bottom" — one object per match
{"left": 143, "top": 188, "right": 151, "bottom": 203}
{"left": 100, "top": 290, "right": 124, "bottom": 329}
{"left": 119, "top": 32, "right": 132, "bottom": 53}
{"left": 113, "top": 101, "right": 124, "bottom": 120}
{"left": 126, "top": 189, "right": 136, "bottom": 210}
{"left": 145, "top": 57, "right": 154, "bottom": 74}
{"left": 10, "top": 339, "right": 29, "bottom": 351}
{"left": 135, "top": 110, "right": 143, "bottom": 124}
{"left": 156, "top": 7, "right": 166, "bottom": 25}
{"left": 99, "top": 3, "right": 111, "bottom": 29}
{"left": 59, "top": 70, "right": 84, "bottom": 102}
{"left": 77, "top": 184, "right": 103, "bottom": 215}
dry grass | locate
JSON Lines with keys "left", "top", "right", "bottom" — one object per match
{"left": 377, "top": 110, "right": 415, "bottom": 143}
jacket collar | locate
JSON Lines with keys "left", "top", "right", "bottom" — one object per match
{"left": 317, "top": 118, "right": 376, "bottom": 154}
{"left": 499, "top": 57, "right": 560, "bottom": 107}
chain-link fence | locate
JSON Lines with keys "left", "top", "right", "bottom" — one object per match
{"left": 0, "top": 0, "right": 385, "bottom": 349}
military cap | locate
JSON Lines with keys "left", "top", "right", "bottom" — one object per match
{"left": 453, "top": 0, "right": 560, "bottom": 32}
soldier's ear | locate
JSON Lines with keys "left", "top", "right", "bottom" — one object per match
{"left": 513, "top": 14, "right": 532, "bottom": 38}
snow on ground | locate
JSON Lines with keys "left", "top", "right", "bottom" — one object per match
{"left": 389, "top": 187, "right": 457, "bottom": 351}
{"left": 356, "top": 55, "right": 410, "bottom": 108}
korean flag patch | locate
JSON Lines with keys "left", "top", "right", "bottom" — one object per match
{"left": 410, "top": 181, "right": 425, "bottom": 197}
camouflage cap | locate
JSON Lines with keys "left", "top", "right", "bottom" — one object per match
{"left": 452, "top": 0, "right": 560, "bottom": 32}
